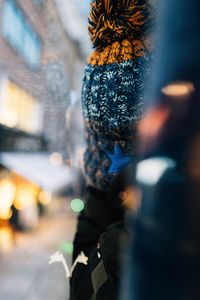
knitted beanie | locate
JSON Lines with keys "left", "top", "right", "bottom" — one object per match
{"left": 82, "top": 0, "right": 154, "bottom": 191}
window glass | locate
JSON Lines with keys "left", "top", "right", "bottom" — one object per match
{"left": 2, "top": 0, "right": 41, "bottom": 69}
{"left": 0, "top": 80, "right": 43, "bottom": 134}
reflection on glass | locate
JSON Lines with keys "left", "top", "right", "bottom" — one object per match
{"left": 161, "top": 81, "right": 195, "bottom": 97}
{"left": 136, "top": 157, "right": 176, "bottom": 185}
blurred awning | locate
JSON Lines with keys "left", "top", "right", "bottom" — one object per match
{"left": 0, "top": 152, "right": 76, "bottom": 194}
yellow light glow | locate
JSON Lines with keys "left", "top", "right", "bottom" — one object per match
{"left": 0, "top": 80, "right": 41, "bottom": 133}
{"left": 0, "top": 226, "right": 14, "bottom": 252}
{"left": 14, "top": 185, "right": 38, "bottom": 211}
{"left": 0, "top": 180, "right": 16, "bottom": 220}
{"left": 39, "top": 191, "right": 52, "bottom": 206}
{"left": 0, "top": 208, "right": 13, "bottom": 220}
{"left": 162, "top": 82, "right": 195, "bottom": 97}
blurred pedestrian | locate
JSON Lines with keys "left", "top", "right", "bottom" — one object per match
{"left": 90, "top": 162, "right": 140, "bottom": 300}
{"left": 70, "top": 1, "right": 154, "bottom": 299}
{"left": 71, "top": 162, "right": 140, "bottom": 300}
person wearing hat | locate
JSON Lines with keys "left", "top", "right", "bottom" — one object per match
{"left": 70, "top": 1, "right": 154, "bottom": 299}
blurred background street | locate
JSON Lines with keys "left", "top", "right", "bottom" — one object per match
{"left": 0, "top": 201, "right": 76, "bottom": 300}
{"left": 0, "top": 0, "right": 90, "bottom": 299}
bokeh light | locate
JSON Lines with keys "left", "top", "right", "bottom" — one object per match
{"left": 59, "top": 242, "right": 74, "bottom": 255}
{"left": 70, "top": 198, "right": 84, "bottom": 213}
{"left": 161, "top": 82, "right": 195, "bottom": 97}
{"left": 50, "top": 152, "right": 63, "bottom": 166}
{"left": 39, "top": 191, "right": 52, "bottom": 206}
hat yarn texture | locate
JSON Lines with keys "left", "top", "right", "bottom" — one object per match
{"left": 89, "top": 0, "right": 153, "bottom": 50}
{"left": 82, "top": 0, "right": 153, "bottom": 190}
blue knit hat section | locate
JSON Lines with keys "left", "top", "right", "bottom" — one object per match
{"left": 82, "top": 55, "right": 151, "bottom": 190}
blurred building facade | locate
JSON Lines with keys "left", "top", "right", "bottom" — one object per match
{"left": 0, "top": 0, "right": 84, "bottom": 154}
{"left": 0, "top": 0, "right": 86, "bottom": 227}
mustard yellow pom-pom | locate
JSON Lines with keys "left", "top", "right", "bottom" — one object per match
{"left": 88, "top": 0, "right": 153, "bottom": 50}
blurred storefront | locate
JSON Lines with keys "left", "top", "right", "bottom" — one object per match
{"left": 0, "top": 170, "right": 39, "bottom": 228}
{"left": 0, "top": 80, "right": 42, "bottom": 135}
{"left": 0, "top": 0, "right": 85, "bottom": 153}
{"left": 0, "top": 152, "right": 77, "bottom": 230}
{"left": 0, "top": 79, "right": 45, "bottom": 151}
{"left": 0, "top": 0, "right": 86, "bottom": 238}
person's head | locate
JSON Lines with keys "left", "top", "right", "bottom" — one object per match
{"left": 108, "top": 162, "right": 141, "bottom": 215}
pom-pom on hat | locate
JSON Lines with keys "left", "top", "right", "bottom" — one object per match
{"left": 88, "top": 0, "right": 153, "bottom": 50}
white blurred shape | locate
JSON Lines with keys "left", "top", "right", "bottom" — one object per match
{"left": 1, "top": 152, "right": 77, "bottom": 194}
{"left": 136, "top": 157, "right": 176, "bottom": 186}
{"left": 50, "top": 152, "right": 63, "bottom": 166}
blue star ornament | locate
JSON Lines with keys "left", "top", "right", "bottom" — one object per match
{"left": 107, "top": 144, "right": 132, "bottom": 174}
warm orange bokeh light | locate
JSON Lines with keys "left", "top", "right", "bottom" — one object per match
{"left": 139, "top": 106, "right": 170, "bottom": 140}
{"left": 39, "top": 191, "right": 52, "bottom": 206}
{"left": 0, "top": 226, "right": 14, "bottom": 252}
{"left": 14, "top": 184, "right": 39, "bottom": 211}
{"left": 161, "top": 82, "right": 195, "bottom": 98}
{"left": 0, "top": 179, "right": 16, "bottom": 220}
